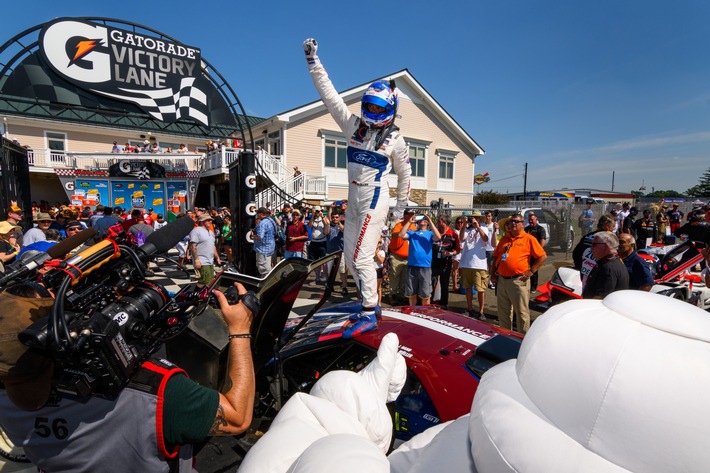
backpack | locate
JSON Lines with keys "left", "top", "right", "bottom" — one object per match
{"left": 272, "top": 219, "right": 286, "bottom": 247}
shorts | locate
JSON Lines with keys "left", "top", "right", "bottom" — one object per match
{"left": 460, "top": 267, "right": 488, "bottom": 292}
{"left": 198, "top": 264, "right": 215, "bottom": 286}
{"left": 376, "top": 267, "right": 384, "bottom": 279}
{"left": 256, "top": 252, "right": 273, "bottom": 277}
{"left": 405, "top": 266, "right": 433, "bottom": 299}
{"left": 176, "top": 241, "right": 188, "bottom": 257}
{"left": 309, "top": 240, "right": 328, "bottom": 260}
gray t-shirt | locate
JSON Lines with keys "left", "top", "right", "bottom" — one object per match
{"left": 21, "top": 227, "right": 46, "bottom": 247}
{"left": 310, "top": 217, "right": 327, "bottom": 242}
{"left": 189, "top": 226, "right": 215, "bottom": 265}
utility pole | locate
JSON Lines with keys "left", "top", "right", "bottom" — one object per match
{"left": 611, "top": 171, "right": 615, "bottom": 192}
{"left": 523, "top": 162, "right": 528, "bottom": 200}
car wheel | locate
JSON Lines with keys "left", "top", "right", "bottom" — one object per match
{"left": 560, "top": 231, "right": 574, "bottom": 252}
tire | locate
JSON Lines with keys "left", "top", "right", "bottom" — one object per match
{"left": 560, "top": 230, "right": 574, "bottom": 252}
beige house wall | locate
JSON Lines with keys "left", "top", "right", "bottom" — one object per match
{"left": 6, "top": 119, "right": 206, "bottom": 154}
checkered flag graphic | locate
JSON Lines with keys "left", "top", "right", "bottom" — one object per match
{"left": 93, "top": 78, "right": 209, "bottom": 126}
{"left": 136, "top": 167, "right": 150, "bottom": 179}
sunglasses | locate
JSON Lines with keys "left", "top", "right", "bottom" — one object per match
{"left": 508, "top": 220, "right": 523, "bottom": 224}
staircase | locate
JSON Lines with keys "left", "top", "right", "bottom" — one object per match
{"left": 254, "top": 150, "right": 327, "bottom": 210}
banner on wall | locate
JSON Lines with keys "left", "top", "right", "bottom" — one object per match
{"left": 109, "top": 160, "right": 166, "bottom": 179}
{"left": 111, "top": 181, "right": 165, "bottom": 216}
{"left": 166, "top": 181, "right": 188, "bottom": 221}
{"left": 74, "top": 180, "right": 109, "bottom": 208}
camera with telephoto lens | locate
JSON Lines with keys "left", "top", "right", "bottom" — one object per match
{"left": 16, "top": 217, "right": 221, "bottom": 399}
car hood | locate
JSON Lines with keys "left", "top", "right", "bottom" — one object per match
{"left": 218, "top": 253, "right": 342, "bottom": 371}
{"left": 654, "top": 240, "right": 704, "bottom": 282}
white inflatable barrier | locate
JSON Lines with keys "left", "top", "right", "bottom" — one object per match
{"left": 241, "top": 291, "right": 710, "bottom": 473}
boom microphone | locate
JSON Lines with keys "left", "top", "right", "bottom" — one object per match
{"left": 47, "top": 228, "right": 98, "bottom": 259}
{"left": 0, "top": 228, "right": 98, "bottom": 287}
{"left": 138, "top": 216, "right": 195, "bottom": 258}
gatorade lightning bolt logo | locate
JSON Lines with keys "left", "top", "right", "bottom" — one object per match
{"left": 71, "top": 39, "right": 100, "bottom": 64}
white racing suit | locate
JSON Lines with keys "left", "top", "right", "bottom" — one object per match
{"left": 308, "top": 63, "right": 411, "bottom": 310}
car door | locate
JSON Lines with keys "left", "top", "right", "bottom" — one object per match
{"left": 533, "top": 210, "right": 550, "bottom": 244}
{"left": 542, "top": 209, "right": 563, "bottom": 247}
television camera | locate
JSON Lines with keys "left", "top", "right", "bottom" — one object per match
{"left": 2, "top": 217, "right": 230, "bottom": 399}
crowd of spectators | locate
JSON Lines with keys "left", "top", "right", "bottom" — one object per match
{"left": 110, "top": 140, "right": 202, "bottom": 154}
{"left": 572, "top": 199, "right": 710, "bottom": 303}
{"left": 0, "top": 202, "right": 234, "bottom": 286}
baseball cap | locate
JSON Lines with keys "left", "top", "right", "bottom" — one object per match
{"left": 7, "top": 205, "right": 23, "bottom": 214}
{"left": 0, "top": 291, "right": 56, "bottom": 411}
{"left": 64, "top": 220, "right": 83, "bottom": 230}
{"left": 314, "top": 206, "right": 322, "bottom": 211}
{"left": 198, "top": 214, "right": 213, "bottom": 222}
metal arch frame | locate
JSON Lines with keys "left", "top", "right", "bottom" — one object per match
{"left": 0, "top": 17, "right": 254, "bottom": 148}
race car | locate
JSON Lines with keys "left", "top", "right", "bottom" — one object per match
{"left": 212, "top": 253, "right": 523, "bottom": 441}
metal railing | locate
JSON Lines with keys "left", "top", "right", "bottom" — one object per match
{"left": 26, "top": 147, "right": 328, "bottom": 208}
{"left": 27, "top": 149, "right": 205, "bottom": 171}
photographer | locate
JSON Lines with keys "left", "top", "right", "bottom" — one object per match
{"left": 398, "top": 213, "right": 442, "bottom": 307}
{"left": 0, "top": 281, "right": 257, "bottom": 472}
{"left": 458, "top": 211, "right": 489, "bottom": 320}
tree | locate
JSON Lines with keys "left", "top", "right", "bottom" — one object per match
{"left": 645, "top": 190, "right": 683, "bottom": 198}
{"left": 472, "top": 191, "right": 510, "bottom": 205}
{"left": 687, "top": 167, "right": 710, "bottom": 197}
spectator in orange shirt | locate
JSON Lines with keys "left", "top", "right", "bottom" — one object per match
{"left": 387, "top": 209, "right": 416, "bottom": 304}
{"left": 490, "top": 213, "right": 547, "bottom": 333}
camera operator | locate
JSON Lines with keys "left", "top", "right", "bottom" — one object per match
{"left": 0, "top": 281, "right": 257, "bottom": 472}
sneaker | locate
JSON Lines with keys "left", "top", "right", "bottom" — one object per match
{"left": 343, "top": 311, "right": 378, "bottom": 339}
{"left": 468, "top": 309, "right": 477, "bottom": 319}
{"left": 488, "top": 282, "right": 496, "bottom": 289}
{"left": 144, "top": 269, "right": 155, "bottom": 277}
{"left": 478, "top": 313, "right": 488, "bottom": 322}
{"left": 374, "top": 305, "right": 382, "bottom": 317}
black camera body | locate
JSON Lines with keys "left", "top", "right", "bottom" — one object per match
{"left": 20, "top": 277, "right": 183, "bottom": 398}
{"left": 16, "top": 217, "right": 208, "bottom": 399}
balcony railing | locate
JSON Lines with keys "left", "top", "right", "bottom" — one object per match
{"left": 25, "top": 147, "right": 328, "bottom": 204}
{"left": 27, "top": 149, "right": 205, "bottom": 172}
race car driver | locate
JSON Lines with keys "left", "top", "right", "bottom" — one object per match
{"left": 303, "top": 38, "right": 411, "bottom": 338}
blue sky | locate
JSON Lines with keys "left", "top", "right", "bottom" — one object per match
{"left": 3, "top": 0, "right": 709, "bottom": 195}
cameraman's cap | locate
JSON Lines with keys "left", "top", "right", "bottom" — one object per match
{"left": 65, "top": 220, "right": 83, "bottom": 230}
{"left": 0, "top": 291, "right": 56, "bottom": 411}
{"left": 198, "top": 214, "right": 213, "bottom": 222}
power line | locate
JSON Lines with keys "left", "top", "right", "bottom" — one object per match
{"left": 487, "top": 173, "right": 524, "bottom": 184}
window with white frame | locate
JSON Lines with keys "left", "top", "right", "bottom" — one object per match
{"left": 409, "top": 143, "right": 426, "bottom": 177}
{"left": 45, "top": 131, "right": 66, "bottom": 153}
{"left": 438, "top": 152, "right": 455, "bottom": 180}
{"left": 268, "top": 131, "right": 281, "bottom": 156}
{"left": 324, "top": 137, "right": 347, "bottom": 169}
